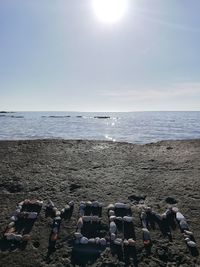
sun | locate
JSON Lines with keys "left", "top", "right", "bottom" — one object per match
{"left": 92, "top": 0, "right": 128, "bottom": 24}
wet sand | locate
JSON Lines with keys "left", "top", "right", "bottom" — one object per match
{"left": 0, "top": 139, "right": 200, "bottom": 267}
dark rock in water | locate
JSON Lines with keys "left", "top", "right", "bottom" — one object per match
{"left": 165, "top": 197, "right": 178, "bottom": 204}
{"left": 11, "top": 116, "right": 24, "bottom": 118}
{"left": 76, "top": 116, "right": 82, "bottom": 118}
{"left": 94, "top": 116, "right": 110, "bottom": 119}
{"left": 49, "top": 115, "right": 70, "bottom": 118}
{"left": 128, "top": 194, "right": 146, "bottom": 203}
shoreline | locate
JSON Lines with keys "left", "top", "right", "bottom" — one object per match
{"left": 0, "top": 139, "right": 199, "bottom": 266}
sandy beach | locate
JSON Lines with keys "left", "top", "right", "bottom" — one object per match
{"left": 0, "top": 139, "right": 200, "bottom": 267}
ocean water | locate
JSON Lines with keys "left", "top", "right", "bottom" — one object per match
{"left": 0, "top": 111, "right": 200, "bottom": 144}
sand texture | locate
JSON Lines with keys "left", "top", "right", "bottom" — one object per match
{"left": 0, "top": 139, "right": 200, "bottom": 267}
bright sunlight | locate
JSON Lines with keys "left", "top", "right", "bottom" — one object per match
{"left": 92, "top": 0, "right": 128, "bottom": 24}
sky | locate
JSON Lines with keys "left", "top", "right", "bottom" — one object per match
{"left": 0, "top": 0, "right": 200, "bottom": 112}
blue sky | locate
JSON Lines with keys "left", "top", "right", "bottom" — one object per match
{"left": 0, "top": 0, "right": 200, "bottom": 111}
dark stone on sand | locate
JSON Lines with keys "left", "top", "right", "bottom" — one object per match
{"left": 69, "top": 183, "right": 81, "bottom": 193}
{"left": 128, "top": 194, "right": 146, "bottom": 203}
{"left": 0, "top": 181, "right": 24, "bottom": 193}
{"left": 165, "top": 197, "right": 178, "bottom": 204}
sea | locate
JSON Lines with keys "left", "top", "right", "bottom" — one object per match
{"left": 0, "top": 111, "right": 200, "bottom": 144}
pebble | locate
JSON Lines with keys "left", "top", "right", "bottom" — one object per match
{"left": 69, "top": 201, "right": 74, "bottom": 207}
{"left": 52, "top": 227, "right": 58, "bottom": 234}
{"left": 107, "top": 204, "right": 115, "bottom": 210}
{"left": 109, "top": 210, "right": 115, "bottom": 216}
{"left": 22, "top": 234, "right": 31, "bottom": 241}
{"left": 100, "top": 238, "right": 107, "bottom": 246}
{"left": 95, "top": 237, "right": 100, "bottom": 244}
{"left": 176, "top": 212, "right": 185, "bottom": 221}
{"left": 128, "top": 239, "right": 136, "bottom": 246}
{"left": 172, "top": 207, "right": 179, "bottom": 213}
{"left": 187, "top": 240, "right": 197, "bottom": 248}
{"left": 111, "top": 233, "right": 116, "bottom": 241}
{"left": 8, "top": 222, "right": 15, "bottom": 228}
{"left": 83, "top": 216, "right": 91, "bottom": 222}
{"left": 142, "top": 228, "right": 151, "bottom": 241}
{"left": 6, "top": 233, "right": 15, "bottom": 240}
{"left": 123, "top": 239, "right": 129, "bottom": 246}
{"left": 80, "top": 237, "right": 89, "bottom": 244}
{"left": 115, "top": 203, "right": 125, "bottom": 208}
{"left": 110, "top": 221, "right": 117, "bottom": 234}
{"left": 74, "top": 232, "right": 83, "bottom": 239}
{"left": 114, "top": 238, "right": 122, "bottom": 245}
{"left": 15, "top": 234, "right": 23, "bottom": 241}
{"left": 28, "top": 212, "right": 38, "bottom": 219}
{"left": 64, "top": 204, "right": 70, "bottom": 210}
{"left": 86, "top": 201, "right": 92, "bottom": 206}
{"left": 88, "top": 238, "right": 96, "bottom": 244}
{"left": 184, "top": 230, "right": 193, "bottom": 236}
{"left": 10, "top": 215, "right": 18, "bottom": 222}
{"left": 109, "top": 216, "right": 116, "bottom": 221}
{"left": 179, "top": 219, "right": 189, "bottom": 230}
{"left": 123, "top": 216, "right": 133, "bottom": 222}
{"left": 77, "top": 217, "right": 83, "bottom": 229}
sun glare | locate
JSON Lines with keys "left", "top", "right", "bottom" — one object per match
{"left": 92, "top": 0, "right": 128, "bottom": 24}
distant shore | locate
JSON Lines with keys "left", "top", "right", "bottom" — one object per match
{"left": 0, "top": 139, "right": 199, "bottom": 267}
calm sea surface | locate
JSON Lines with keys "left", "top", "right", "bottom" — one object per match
{"left": 0, "top": 111, "right": 199, "bottom": 144}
